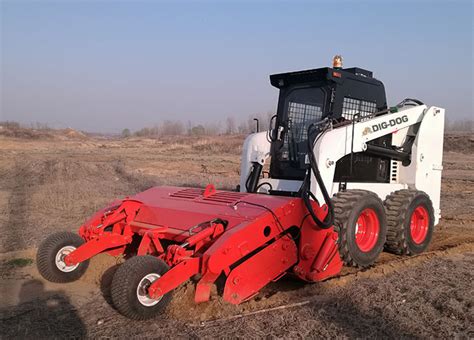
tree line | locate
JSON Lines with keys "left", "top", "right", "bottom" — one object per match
{"left": 121, "top": 112, "right": 274, "bottom": 138}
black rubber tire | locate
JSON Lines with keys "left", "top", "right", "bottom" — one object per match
{"left": 384, "top": 189, "right": 435, "bottom": 255}
{"left": 111, "top": 255, "right": 172, "bottom": 320}
{"left": 332, "top": 190, "right": 387, "bottom": 267}
{"left": 36, "top": 231, "right": 89, "bottom": 283}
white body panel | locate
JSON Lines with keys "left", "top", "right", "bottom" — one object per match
{"left": 239, "top": 131, "right": 271, "bottom": 191}
{"left": 240, "top": 105, "right": 445, "bottom": 224}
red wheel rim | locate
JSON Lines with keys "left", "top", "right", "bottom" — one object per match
{"left": 410, "top": 205, "right": 429, "bottom": 244}
{"left": 355, "top": 208, "right": 380, "bottom": 252}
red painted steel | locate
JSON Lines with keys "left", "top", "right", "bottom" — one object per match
{"left": 410, "top": 205, "right": 429, "bottom": 244}
{"left": 65, "top": 233, "right": 130, "bottom": 265}
{"left": 148, "top": 258, "right": 200, "bottom": 297}
{"left": 223, "top": 235, "right": 297, "bottom": 304}
{"left": 293, "top": 205, "right": 343, "bottom": 282}
{"left": 354, "top": 208, "right": 380, "bottom": 252}
{"left": 67, "top": 185, "right": 343, "bottom": 305}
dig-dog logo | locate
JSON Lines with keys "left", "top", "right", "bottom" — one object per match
{"left": 362, "top": 127, "right": 372, "bottom": 135}
{"left": 371, "top": 115, "right": 408, "bottom": 132}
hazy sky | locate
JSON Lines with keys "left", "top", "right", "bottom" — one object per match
{"left": 1, "top": 0, "right": 473, "bottom": 132}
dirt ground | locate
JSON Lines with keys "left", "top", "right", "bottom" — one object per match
{"left": 0, "top": 130, "right": 472, "bottom": 338}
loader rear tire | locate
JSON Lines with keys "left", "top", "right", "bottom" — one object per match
{"left": 111, "top": 255, "right": 172, "bottom": 320}
{"left": 332, "top": 190, "right": 387, "bottom": 267}
{"left": 384, "top": 190, "right": 434, "bottom": 255}
{"left": 36, "top": 231, "right": 89, "bottom": 283}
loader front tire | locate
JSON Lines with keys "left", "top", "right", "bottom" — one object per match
{"left": 37, "top": 231, "right": 89, "bottom": 283}
{"left": 111, "top": 255, "right": 172, "bottom": 320}
{"left": 332, "top": 190, "right": 387, "bottom": 267}
{"left": 384, "top": 190, "right": 434, "bottom": 255}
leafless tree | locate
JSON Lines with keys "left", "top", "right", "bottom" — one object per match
{"left": 225, "top": 117, "right": 236, "bottom": 134}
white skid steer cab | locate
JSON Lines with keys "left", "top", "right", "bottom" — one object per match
{"left": 240, "top": 56, "right": 445, "bottom": 267}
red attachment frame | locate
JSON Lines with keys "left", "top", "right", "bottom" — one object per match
{"left": 66, "top": 186, "right": 343, "bottom": 304}
{"left": 223, "top": 235, "right": 297, "bottom": 304}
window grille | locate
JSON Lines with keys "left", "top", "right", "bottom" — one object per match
{"left": 342, "top": 97, "right": 377, "bottom": 121}
{"left": 286, "top": 101, "right": 322, "bottom": 143}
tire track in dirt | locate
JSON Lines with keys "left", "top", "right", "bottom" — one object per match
{"left": 4, "top": 247, "right": 471, "bottom": 339}
{"left": 1, "top": 238, "right": 472, "bottom": 315}
{"left": 2, "top": 161, "right": 35, "bottom": 252}
{"left": 1, "top": 159, "right": 57, "bottom": 253}
{"left": 0, "top": 156, "right": 158, "bottom": 253}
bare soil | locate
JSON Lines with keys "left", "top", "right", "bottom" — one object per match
{"left": 0, "top": 132, "right": 472, "bottom": 338}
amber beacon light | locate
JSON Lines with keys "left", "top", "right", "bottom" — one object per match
{"left": 333, "top": 55, "right": 343, "bottom": 69}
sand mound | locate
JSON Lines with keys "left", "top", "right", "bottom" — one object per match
{"left": 0, "top": 124, "right": 54, "bottom": 139}
{"left": 62, "top": 128, "right": 88, "bottom": 140}
{"left": 0, "top": 124, "right": 90, "bottom": 141}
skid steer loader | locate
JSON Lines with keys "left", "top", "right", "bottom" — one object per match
{"left": 37, "top": 57, "right": 445, "bottom": 320}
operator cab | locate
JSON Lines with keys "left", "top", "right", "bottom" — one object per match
{"left": 269, "top": 61, "right": 389, "bottom": 183}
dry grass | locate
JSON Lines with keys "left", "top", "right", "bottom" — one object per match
{"left": 0, "top": 133, "right": 243, "bottom": 252}
{"left": 0, "top": 158, "right": 160, "bottom": 252}
{"left": 0, "top": 130, "right": 473, "bottom": 338}
{"left": 153, "top": 134, "right": 245, "bottom": 155}
{"left": 0, "top": 131, "right": 470, "bottom": 254}
{"left": 0, "top": 122, "right": 88, "bottom": 140}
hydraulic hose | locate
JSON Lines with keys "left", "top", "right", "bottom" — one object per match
{"left": 396, "top": 98, "right": 424, "bottom": 107}
{"left": 301, "top": 122, "right": 335, "bottom": 229}
{"left": 245, "top": 162, "right": 263, "bottom": 193}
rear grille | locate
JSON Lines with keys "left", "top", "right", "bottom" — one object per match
{"left": 170, "top": 188, "right": 248, "bottom": 204}
{"left": 390, "top": 160, "right": 399, "bottom": 183}
{"left": 170, "top": 188, "right": 203, "bottom": 199}
{"left": 203, "top": 191, "right": 249, "bottom": 204}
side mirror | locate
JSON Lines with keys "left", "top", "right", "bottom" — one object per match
{"left": 269, "top": 115, "right": 279, "bottom": 141}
